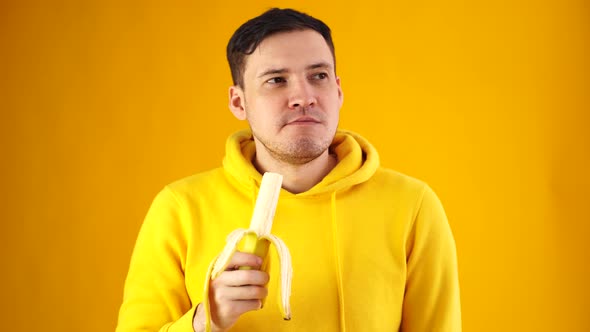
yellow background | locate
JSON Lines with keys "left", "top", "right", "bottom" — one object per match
{"left": 1, "top": 0, "right": 588, "bottom": 331}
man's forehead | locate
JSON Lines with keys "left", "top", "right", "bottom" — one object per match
{"left": 255, "top": 30, "right": 329, "bottom": 54}
{"left": 249, "top": 58, "right": 335, "bottom": 78}
{"left": 244, "top": 30, "right": 334, "bottom": 76}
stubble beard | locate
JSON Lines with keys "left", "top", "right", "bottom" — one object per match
{"left": 252, "top": 130, "right": 333, "bottom": 165}
{"left": 242, "top": 96, "right": 339, "bottom": 165}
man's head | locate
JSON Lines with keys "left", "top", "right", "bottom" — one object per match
{"left": 227, "top": 8, "right": 336, "bottom": 89}
{"left": 227, "top": 9, "right": 343, "bottom": 167}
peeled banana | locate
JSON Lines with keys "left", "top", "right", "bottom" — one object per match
{"left": 202, "top": 172, "right": 293, "bottom": 331}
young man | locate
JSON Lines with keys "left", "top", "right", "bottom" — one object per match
{"left": 117, "top": 8, "right": 461, "bottom": 332}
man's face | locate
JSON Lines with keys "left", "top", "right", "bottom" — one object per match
{"left": 229, "top": 29, "right": 343, "bottom": 165}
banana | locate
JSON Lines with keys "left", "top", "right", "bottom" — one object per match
{"left": 202, "top": 172, "right": 293, "bottom": 331}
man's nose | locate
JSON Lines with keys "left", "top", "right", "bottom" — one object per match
{"left": 288, "top": 80, "right": 317, "bottom": 109}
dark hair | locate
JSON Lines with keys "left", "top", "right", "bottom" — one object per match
{"left": 227, "top": 8, "right": 336, "bottom": 88}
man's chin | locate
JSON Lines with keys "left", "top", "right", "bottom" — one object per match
{"left": 253, "top": 131, "right": 333, "bottom": 165}
{"left": 282, "top": 140, "right": 330, "bottom": 164}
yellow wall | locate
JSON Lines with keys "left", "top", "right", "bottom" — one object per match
{"left": 1, "top": 1, "right": 588, "bottom": 331}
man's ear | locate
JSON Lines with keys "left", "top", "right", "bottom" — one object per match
{"left": 229, "top": 86, "right": 247, "bottom": 120}
{"left": 336, "top": 76, "right": 344, "bottom": 106}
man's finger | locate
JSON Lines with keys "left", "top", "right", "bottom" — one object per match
{"left": 214, "top": 270, "right": 270, "bottom": 287}
{"left": 225, "top": 251, "right": 263, "bottom": 270}
{"left": 215, "top": 284, "right": 269, "bottom": 302}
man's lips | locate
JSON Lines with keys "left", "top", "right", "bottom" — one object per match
{"left": 286, "top": 116, "right": 320, "bottom": 125}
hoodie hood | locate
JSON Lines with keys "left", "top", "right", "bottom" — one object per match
{"left": 222, "top": 129, "right": 380, "bottom": 197}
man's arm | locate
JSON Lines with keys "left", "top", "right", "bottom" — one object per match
{"left": 116, "top": 187, "right": 197, "bottom": 332}
{"left": 116, "top": 187, "right": 270, "bottom": 332}
{"left": 401, "top": 185, "right": 462, "bottom": 331}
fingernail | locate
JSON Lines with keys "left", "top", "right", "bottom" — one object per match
{"left": 256, "top": 256, "right": 263, "bottom": 265}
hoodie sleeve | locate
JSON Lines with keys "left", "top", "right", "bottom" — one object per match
{"left": 116, "top": 187, "right": 197, "bottom": 332}
{"left": 401, "top": 185, "right": 462, "bottom": 332}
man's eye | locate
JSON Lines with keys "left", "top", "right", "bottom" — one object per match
{"left": 267, "top": 77, "right": 286, "bottom": 84}
{"left": 312, "top": 72, "right": 329, "bottom": 80}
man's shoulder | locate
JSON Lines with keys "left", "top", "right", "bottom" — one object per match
{"left": 364, "top": 167, "right": 443, "bottom": 214}
{"left": 371, "top": 167, "right": 429, "bottom": 193}
{"left": 164, "top": 167, "right": 227, "bottom": 195}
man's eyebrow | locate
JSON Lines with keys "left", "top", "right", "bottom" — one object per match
{"left": 307, "top": 62, "right": 332, "bottom": 70}
{"left": 258, "top": 68, "right": 287, "bottom": 78}
{"left": 257, "top": 62, "right": 333, "bottom": 78}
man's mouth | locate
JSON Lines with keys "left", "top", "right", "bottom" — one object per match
{"left": 287, "top": 116, "right": 320, "bottom": 125}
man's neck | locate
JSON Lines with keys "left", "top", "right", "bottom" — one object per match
{"left": 252, "top": 146, "right": 337, "bottom": 194}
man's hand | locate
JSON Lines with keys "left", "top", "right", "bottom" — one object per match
{"left": 193, "top": 251, "right": 270, "bottom": 332}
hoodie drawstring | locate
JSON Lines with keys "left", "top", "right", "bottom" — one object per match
{"left": 331, "top": 191, "right": 347, "bottom": 332}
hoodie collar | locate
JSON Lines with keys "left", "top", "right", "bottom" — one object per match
{"left": 222, "top": 129, "right": 380, "bottom": 197}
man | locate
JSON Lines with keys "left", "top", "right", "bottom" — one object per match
{"left": 117, "top": 8, "right": 461, "bottom": 332}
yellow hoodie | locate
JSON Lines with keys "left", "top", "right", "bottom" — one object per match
{"left": 116, "top": 129, "right": 462, "bottom": 332}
